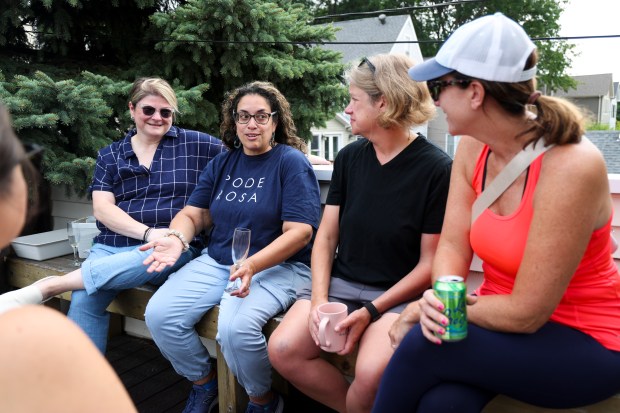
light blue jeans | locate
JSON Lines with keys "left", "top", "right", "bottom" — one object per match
{"left": 67, "top": 243, "right": 198, "bottom": 353}
{"left": 144, "top": 249, "right": 311, "bottom": 397}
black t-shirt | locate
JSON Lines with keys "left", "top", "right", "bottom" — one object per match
{"left": 327, "top": 136, "right": 452, "bottom": 289}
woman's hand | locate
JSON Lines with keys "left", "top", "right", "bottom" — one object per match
{"left": 140, "top": 235, "right": 183, "bottom": 273}
{"left": 418, "top": 288, "right": 450, "bottom": 345}
{"left": 334, "top": 308, "right": 370, "bottom": 355}
{"left": 228, "top": 260, "right": 256, "bottom": 298}
{"left": 308, "top": 301, "right": 325, "bottom": 346}
{"left": 389, "top": 301, "right": 420, "bottom": 349}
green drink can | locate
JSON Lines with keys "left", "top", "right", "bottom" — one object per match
{"left": 434, "top": 275, "right": 467, "bottom": 341}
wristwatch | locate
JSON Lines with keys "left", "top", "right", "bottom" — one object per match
{"left": 363, "top": 301, "right": 382, "bottom": 322}
{"left": 165, "top": 229, "right": 190, "bottom": 252}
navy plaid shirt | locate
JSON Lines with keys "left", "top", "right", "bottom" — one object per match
{"left": 89, "top": 126, "right": 226, "bottom": 247}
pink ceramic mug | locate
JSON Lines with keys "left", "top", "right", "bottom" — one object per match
{"left": 318, "top": 302, "right": 348, "bottom": 352}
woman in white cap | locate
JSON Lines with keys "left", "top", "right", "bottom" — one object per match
{"left": 372, "top": 13, "right": 620, "bottom": 412}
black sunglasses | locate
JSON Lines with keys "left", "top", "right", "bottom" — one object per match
{"left": 426, "top": 79, "right": 472, "bottom": 102}
{"left": 140, "top": 105, "right": 174, "bottom": 119}
{"left": 359, "top": 57, "right": 376, "bottom": 76}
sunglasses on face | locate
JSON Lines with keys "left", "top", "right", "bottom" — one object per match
{"left": 233, "top": 111, "right": 277, "bottom": 125}
{"left": 358, "top": 57, "right": 376, "bottom": 76}
{"left": 426, "top": 79, "right": 472, "bottom": 102}
{"left": 139, "top": 105, "right": 174, "bottom": 119}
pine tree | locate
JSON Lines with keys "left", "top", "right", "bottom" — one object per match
{"left": 0, "top": 0, "right": 347, "bottom": 194}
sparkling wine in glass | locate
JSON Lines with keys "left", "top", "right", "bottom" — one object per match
{"left": 224, "top": 227, "right": 251, "bottom": 293}
{"left": 67, "top": 221, "right": 81, "bottom": 267}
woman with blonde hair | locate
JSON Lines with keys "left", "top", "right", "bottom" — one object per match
{"left": 0, "top": 77, "right": 226, "bottom": 354}
{"left": 268, "top": 53, "right": 452, "bottom": 413}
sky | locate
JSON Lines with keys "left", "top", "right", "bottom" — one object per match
{"left": 559, "top": 0, "right": 620, "bottom": 81}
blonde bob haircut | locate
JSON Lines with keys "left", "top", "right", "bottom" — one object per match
{"left": 347, "top": 53, "right": 435, "bottom": 129}
{"left": 129, "top": 77, "right": 179, "bottom": 119}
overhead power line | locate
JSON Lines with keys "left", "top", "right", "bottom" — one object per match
{"left": 312, "top": 0, "right": 488, "bottom": 22}
{"left": 152, "top": 34, "right": 620, "bottom": 45}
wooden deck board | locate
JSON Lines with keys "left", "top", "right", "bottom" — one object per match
{"left": 105, "top": 334, "right": 337, "bottom": 413}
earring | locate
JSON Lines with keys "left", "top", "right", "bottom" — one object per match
{"left": 234, "top": 136, "right": 241, "bottom": 149}
{"left": 270, "top": 132, "right": 276, "bottom": 147}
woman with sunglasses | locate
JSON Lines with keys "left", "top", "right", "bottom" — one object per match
{"left": 142, "top": 81, "right": 321, "bottom": 413}
{"left": 267, "top": 53, "right": 452, "bottom": 413}
{"left": 373, "top": 13, "right": 620, "bottom": 412}
{"left": 0, "top": 103, "right": 137, "bottom": 412}
{"left": 0, "top": 77, "right": 226, "bottom": 354}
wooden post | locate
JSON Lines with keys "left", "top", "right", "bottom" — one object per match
{"left": 216, "top": 343, "right": 248, "bottom": 413}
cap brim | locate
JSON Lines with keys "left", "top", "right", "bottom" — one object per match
{"left": 408, "top": 58, "right": 453, "bottom": 81}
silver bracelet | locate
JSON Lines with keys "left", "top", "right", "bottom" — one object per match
{"left": 165, "top": 229, "right": 190, "bottom": 252}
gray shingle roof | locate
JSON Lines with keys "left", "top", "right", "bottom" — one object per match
{"left": 321, "top": 15, "right": 409, "bottom": 65}
{"left": 554, "top": 74, "right": 614, "bottom": 98}
{"left": 587, "top": 131, "right": 620, "bottom": 173}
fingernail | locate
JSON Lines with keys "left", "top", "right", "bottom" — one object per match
{"left": 441, "top": 318, "right": 449, "bottom": 326}
{"left": 438, "top": 328, "right": 445, "bottom": 335}
{"left": 438, "top": 304, "right": 445, "bottom": 311}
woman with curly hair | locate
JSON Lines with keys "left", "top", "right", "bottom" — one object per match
{"left": 142, "top": 81, "right": 321, "bottom": 413}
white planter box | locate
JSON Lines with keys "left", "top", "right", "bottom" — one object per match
{"left": 11, "top": 229, "right": 73, "bottom": 261}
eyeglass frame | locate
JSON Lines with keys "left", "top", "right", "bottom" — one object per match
{"left": 358, "top": 57, "right": 376, "bottom": 76}
{"left": 138, "top": 105, "right": 175, "bottom": 119}
{"left": 426, "top": 79, "right": 472, "bottom": 102}
{"left": 233, "top": 110, "right": 277, "bottom": 125}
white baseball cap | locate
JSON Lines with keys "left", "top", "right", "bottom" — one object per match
{"left": 409, "top": 13, "right": 537, "bottom": 82}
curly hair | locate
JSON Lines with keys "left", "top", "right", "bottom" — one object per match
{"left": 220, "top": 81, "right": 306, "bottom": 152}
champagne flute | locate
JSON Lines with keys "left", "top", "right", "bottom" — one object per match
{"left": 67, "top": 221, "right": 81, "bottom": 267}
{"left": 224, "top": 227, "right": 251, "bottom": 293}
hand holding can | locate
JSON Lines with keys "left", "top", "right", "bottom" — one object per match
{"left": 434, "top": 275, "right": 468, "bottom": 341}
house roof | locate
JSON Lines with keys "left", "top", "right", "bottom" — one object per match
{"left": 321, "top": 14, "right": 410, "bottom": 65}
{"left": 553, "top": 73, "right": 614, "bottom": 98}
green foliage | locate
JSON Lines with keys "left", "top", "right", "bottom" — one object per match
{"left": 587, "top": 122, "right": 612, "bottom": 131}
{"left": 308, "top": 0, "right": 577, "bottom": 92}
{"left": 0, "top": 70, "right": 129, "bottom": 193}
{"left": 0, "top": 0, "right": 347, "bottom": 193}
{"left": 151, "top": 0, "right": 348, "bottom": 139}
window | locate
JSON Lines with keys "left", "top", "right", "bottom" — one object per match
{"left": 445, "top": 134, "right": 461, "bottom": 158}
{"left": 311, "top": 133, "right": 343, "bottom": 161}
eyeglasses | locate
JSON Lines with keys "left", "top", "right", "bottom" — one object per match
{"left": 139, "top": 105, "right": 174, "bottom": 119}
{"left": 359, "top": 57, "right": 376, "bottom": 76}
{"left": 426, "top": 79, "right": 472, "bottom": 102}
{"left": 233, "top": 111, "right": 277, "bottom": 125}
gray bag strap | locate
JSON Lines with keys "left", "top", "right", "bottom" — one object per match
{"left": 471, "top": 141, "right": 555, "bottom": 225}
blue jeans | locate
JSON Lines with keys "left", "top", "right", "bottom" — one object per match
{"left": 145, "top": 249, "right": 310, "bottom": 397}
{"left": 67, "top": 243, "right": 198, "bottom": 353}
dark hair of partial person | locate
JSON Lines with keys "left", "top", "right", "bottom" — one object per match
{"left": 128, "top": 77, "right": 179, "bottom": 121}
{"left": 220, "top": 81, "right": 307, "bottom": 153}
{"left": 0, "top": 103, "right": 39, "bottom": 216}
{"left": 347, "top": 53, "right": 436, "bottom": 129}
{"left": 450, "top": 50, "right": 586, "bottom": 148}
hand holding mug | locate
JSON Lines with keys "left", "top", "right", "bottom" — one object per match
{"left": 317, "top": 302, "right": 348, "bottom": 353}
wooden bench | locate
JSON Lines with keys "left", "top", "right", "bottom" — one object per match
{"left": 6, "top": 255, "right": 620, "bottom": 413}
{"left": 5, "top": 254, "right": 356, "bottom": 413}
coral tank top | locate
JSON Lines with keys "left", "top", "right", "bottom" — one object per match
{"left": 470, "top": 145, "right": 620, "bottom": 351}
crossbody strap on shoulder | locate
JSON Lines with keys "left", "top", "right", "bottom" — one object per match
{"left": 471, "top": 141, "right": 555, "bottom": 225}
